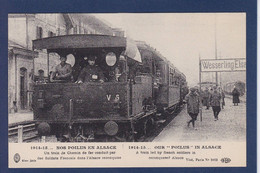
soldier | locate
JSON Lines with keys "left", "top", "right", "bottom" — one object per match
{"left": 232, "top": 86, "right": 240, "bottom": 106}
{"left": 184, "top": 87, "right": 200, "bottom": 129}
{"left": 209, "top": 86, "right": 222, "bottom": 121}
{"left": 51, "top": 56, "right": 72, "bottom": 82}
{"left": 153, "top": 70, "right": 162, "bottom": 104}
{"left": 202, "top": 88, "right": 210, "bottom": 109}
{"left": 76, "top": 55, "right": 104, "bottom": 83}
{"left": 219, "top": 87, "right": 225, "bottom": 109}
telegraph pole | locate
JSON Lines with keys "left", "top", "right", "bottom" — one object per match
{"left": 199, "top": 55, "right": 202, "bottom": 122}
{"left": 219, "top": 51, "right": 222, "bottom": 88}
{"left": 215, "top": 14, "right": 218, "bottom": 86}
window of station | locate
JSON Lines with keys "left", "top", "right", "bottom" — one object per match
{"left": 73, "top": 26, "right": 77, "bottom": 34}
{"left": 57, "top": 28, "right": 61, "bottom": 35}
{"left": 36, "top": 26, "right": 43, "bottom": 39}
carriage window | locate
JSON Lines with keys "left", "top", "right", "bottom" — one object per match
{"left": 172, "top": 76, "right": 179, "bottom": 86}
{"left": 36, "top": 26, "right": 43, "bottom": 39}
{"left": 106, "top": 52, "right": 117, "bottom": 66}
{"left": 169, "top": 73, "right": 173, "bottom": 86}
{"left": 169, "top": 68, "right": 174, "bottom": 86}
{"left": 175, "top": 78, "right": 179, "bottom": 85}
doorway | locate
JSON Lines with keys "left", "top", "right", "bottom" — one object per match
{"left": 20, "top": 67, "right": 27, "bottom": 110}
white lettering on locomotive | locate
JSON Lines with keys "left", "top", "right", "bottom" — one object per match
{"left": 115, "top": 94, "right": 120, "bottom": 101}
{"left": 106, "top": 94, "right": 112, "bottom": 101}
{"left": 106, "top": 94, "right": 120, "bottom": 102}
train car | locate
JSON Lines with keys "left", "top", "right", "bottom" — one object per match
{"left": 179, "top": 72, "right": 188, "bottom": 104}
{"left": 32, "top": 35, "right": 187, "bottom": 142}
{"left": 135, "top": 41, "right": 187, "bottom": 113}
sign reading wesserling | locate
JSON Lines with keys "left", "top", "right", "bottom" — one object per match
{"left": 200, "top": 59, "right": 246, "bottom": 72}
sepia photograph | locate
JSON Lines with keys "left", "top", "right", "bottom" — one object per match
{"left": 7, "top": 13, "right": 248, "bottom": 168}
{"left": 8, "top": 13, "right": 246, "bottom": 143}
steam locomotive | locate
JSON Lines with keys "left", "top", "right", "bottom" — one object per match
{"left": 32, "top": 35, "right": 188, "bottom": 142}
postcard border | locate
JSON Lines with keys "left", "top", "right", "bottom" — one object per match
{"left": 0, "top": 0, "right": 257, "bottom": 173}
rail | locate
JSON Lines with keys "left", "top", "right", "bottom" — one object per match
{"left": 8, "top": 122, "right": 39, "bottom": 143}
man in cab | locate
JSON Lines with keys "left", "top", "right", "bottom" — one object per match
{"left": 51, "top": 56, "right": 72, "bottom": 82}
{"left": 76, "top": 55, "right": 105, "bottom": 83}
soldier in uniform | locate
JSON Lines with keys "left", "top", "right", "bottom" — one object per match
{"left": 51, "top": 56, "right": 72, "bottom": 82}
{"left": 202, "top": 88, "right": 210, "bottom": 109}
{"left": 209, "top": 86, "right": 222, "bottom": 121}
{"left": 184, "top": 87, "right": 200, "bottom": 129}
{"left": 76, "top": 55, "right": 104, "bottom": 83}
{"left": 219, "top": 87, "right": 225, "bottom": 109}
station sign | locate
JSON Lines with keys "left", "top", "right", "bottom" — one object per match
{"left": 200, "top": 58, "right": 246, "bottom": 72}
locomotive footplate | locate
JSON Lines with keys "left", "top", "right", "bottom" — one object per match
{"left": 36, "top": 117, "right": 137, "bottom": 142}
{"left": 36, "top": 110, "right": 157, "bottom": 142}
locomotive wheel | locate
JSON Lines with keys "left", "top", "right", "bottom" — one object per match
{"left": 37, "top": 122, "right": 51, "bottom": 136}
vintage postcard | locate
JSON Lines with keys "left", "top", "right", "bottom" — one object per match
{"left": 7, "top": 12, "right": 249, "bottom": 168}
{"left": 0, "top": 1, "right": 257, "bottom": 173}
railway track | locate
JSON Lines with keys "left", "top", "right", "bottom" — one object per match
{"left": 141, "top": 104, "right": 184, "bottom": 142}
{"left": 8, "top": 121, "right": 39, "bottom": 142}
{"left": 8, "top": 105, "right": 184, "bottom": 143}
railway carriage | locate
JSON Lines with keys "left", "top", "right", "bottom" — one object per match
{"left": 32, "top": 35, "right": 187, "bottom": 142}
{"left": 136, "top": 42, "right": 187, "bottom": 113}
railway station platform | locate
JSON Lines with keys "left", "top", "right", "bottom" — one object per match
{"left": 153, "top": 97, "right": 246, "bottom": 142}
{"left": 8, "top": 111, "right": 33, "bottom": 126}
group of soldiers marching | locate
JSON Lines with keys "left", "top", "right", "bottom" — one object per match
{"left": 184, "top": 85, "right": 240, "bottom": 129}
{"left": 201, "top": 87, "right": 225, "bottom": 110}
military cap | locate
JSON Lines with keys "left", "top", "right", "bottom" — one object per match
{"left": 190, "top": 87, "right": 196, "bottom": 92}
{"left": 88, "top": 55, "right": 97, "bottom": 61}
{"left": 60, "top": 56, "right": 67, "bottom": 60}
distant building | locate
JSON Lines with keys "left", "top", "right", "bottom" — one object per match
{"left": 8, "top": 40, "right": 38, "bottom": 112}
{"left": 8, "top": 13, "right": 118, "bottom": 112}
{"left": 68, "top": 14, "right": 114, "bottom": 35}
{"left": 201, "top": 71, "right": 246, "bottom": 87}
